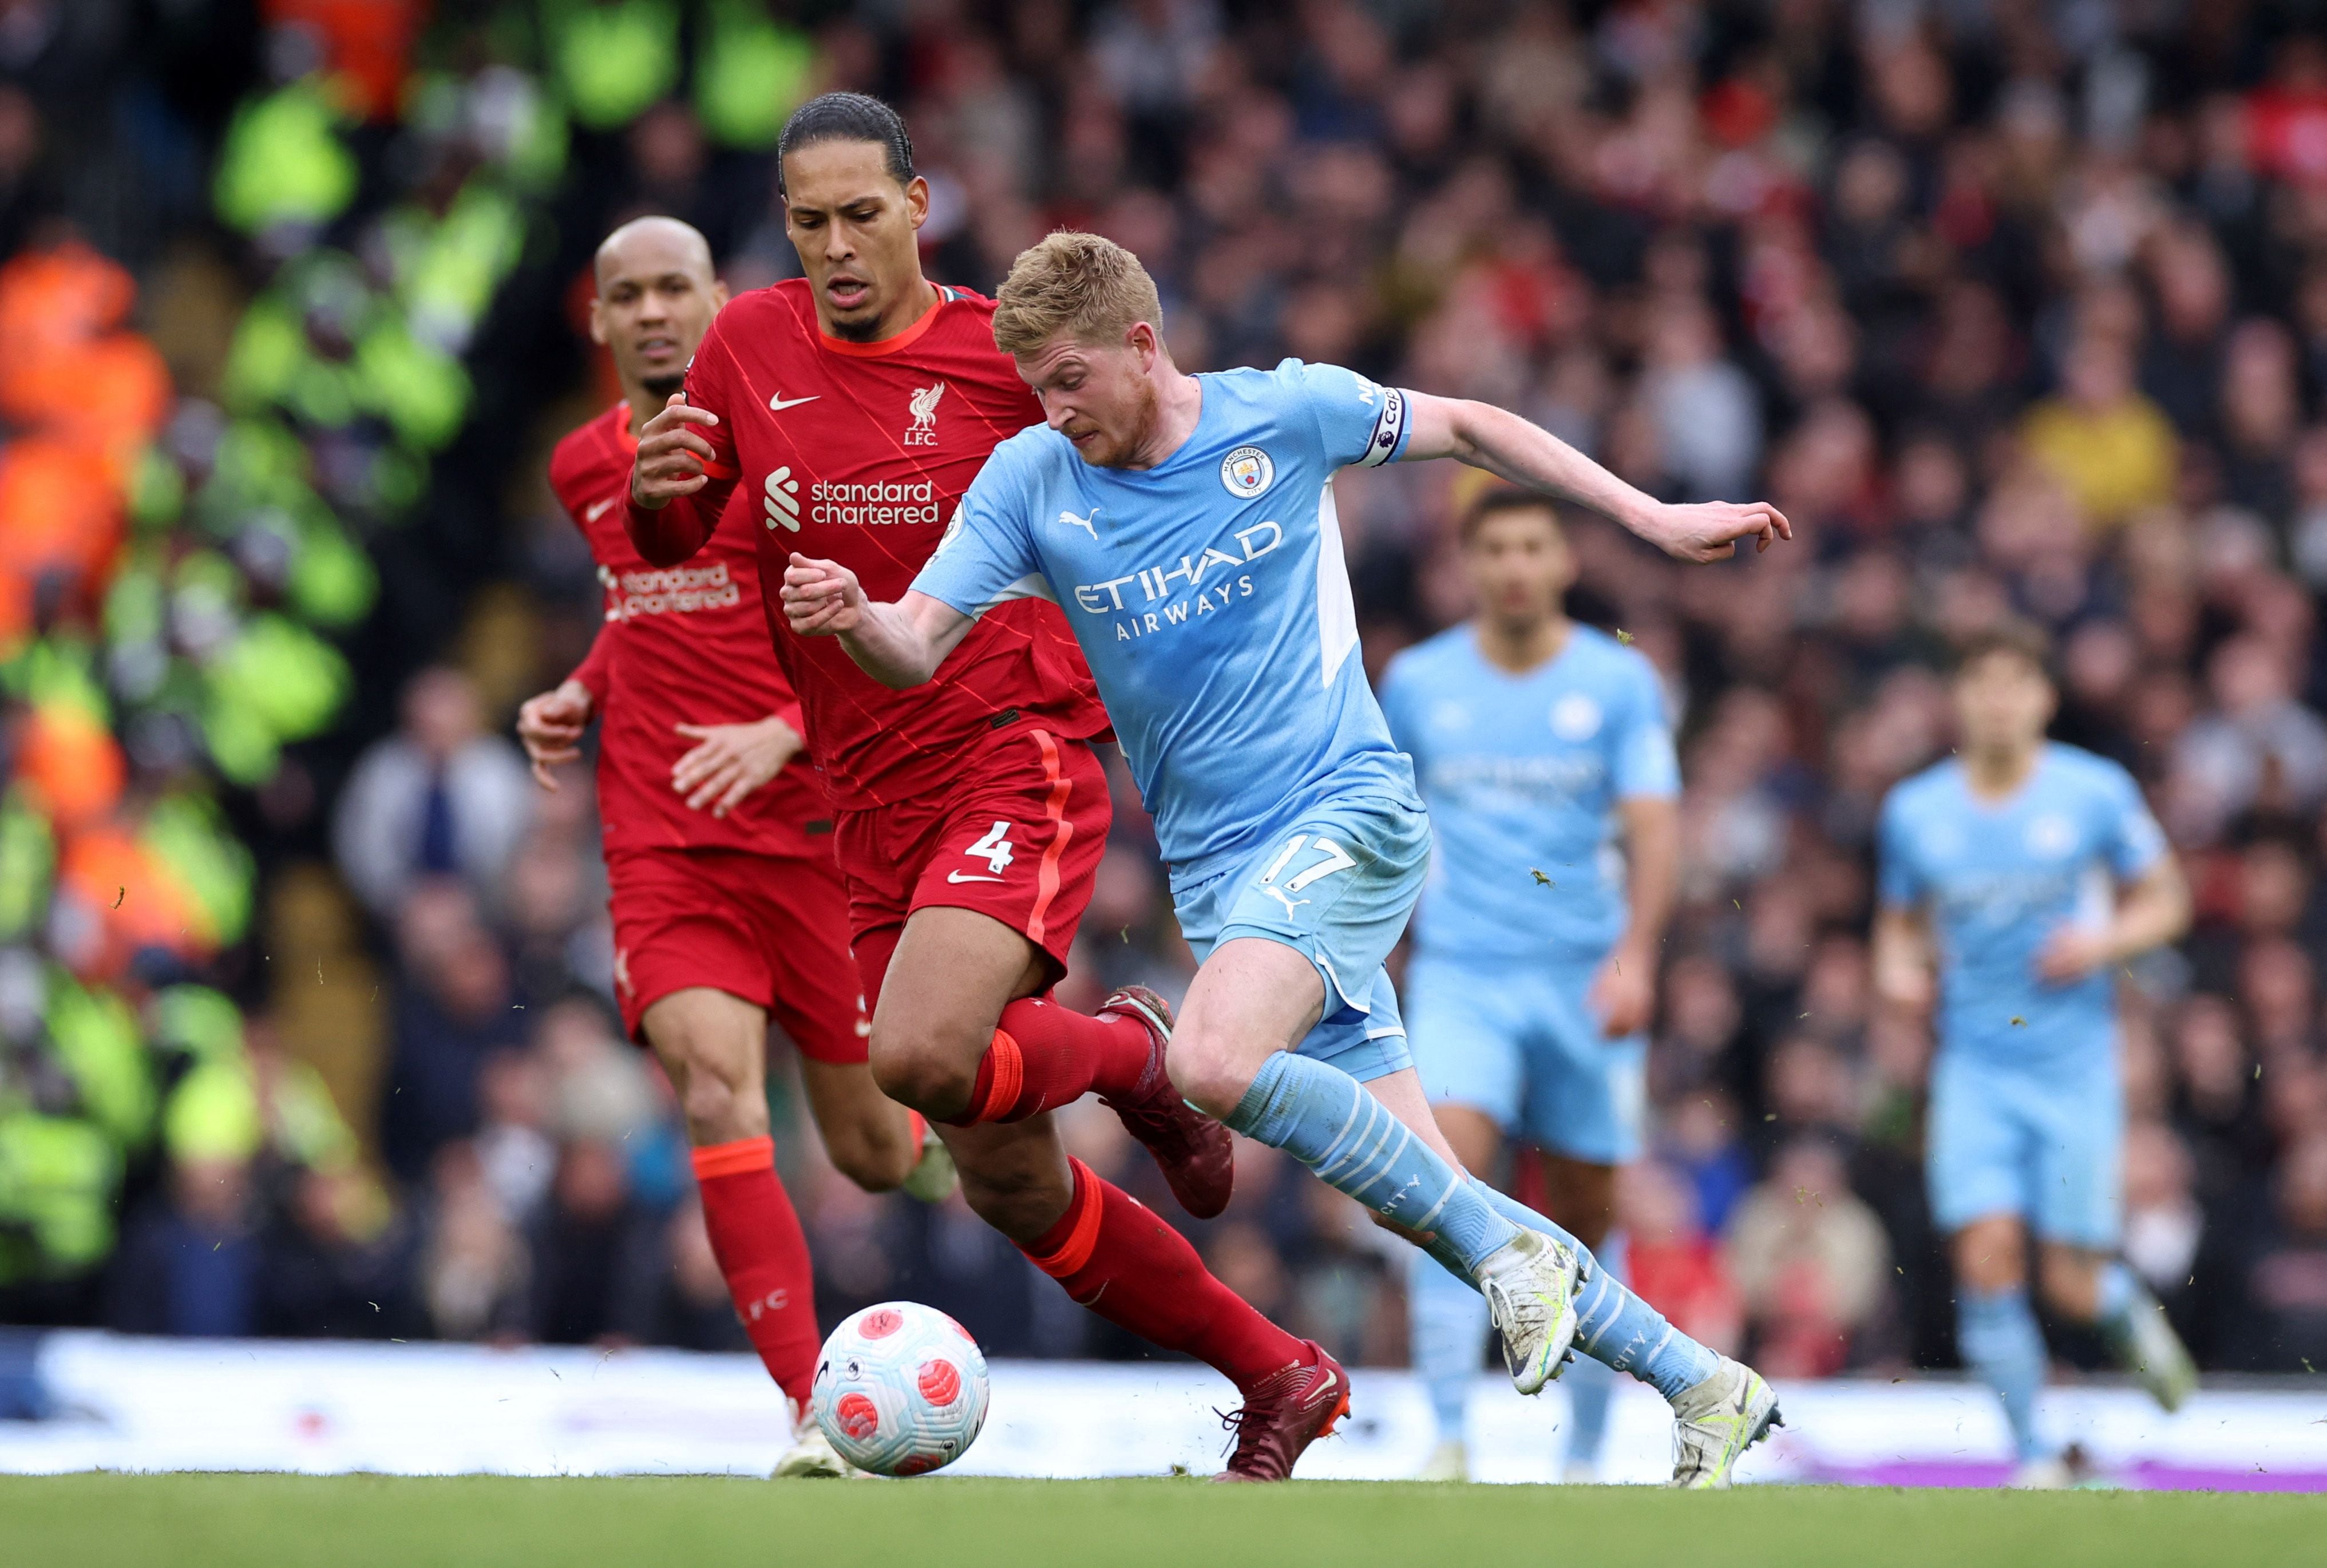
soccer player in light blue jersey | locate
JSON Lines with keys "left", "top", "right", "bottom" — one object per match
{"left": 782, "top": 231, "right": 1790, "bottom": 1484}
{"left": 1382, "top": 489, "right": 1677, "bottom": 1483}
{"left": 1873, "top": 625, "right": 2198, "bottom": 1487}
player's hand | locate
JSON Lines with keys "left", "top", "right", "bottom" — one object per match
{"left": 1637, "top": 500, "right": 1794, "bottom": 563}
{"left": 630, "top": 393, "right": 721, "bottom": 510}
{"left": 671, "top": 715, "right": 804, "bottom": 817}
{"left": 1588, "top": 945, "right": 1656, "bottom": 1038}
{"left": 2035, "top": 925, "right": 2112, "bottom": 985}
{"left": 516, "top": 680, "right": 594, "bottom": 790}
{"left": 781, "top": 553, "right": 868, "bottom": 636}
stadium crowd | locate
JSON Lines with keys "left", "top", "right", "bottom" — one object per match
{"left": 6, "top": 0, "right": 2327, "bottom": 1386}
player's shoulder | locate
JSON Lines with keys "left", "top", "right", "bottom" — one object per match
{"left": 1383, "top": 624, "right": 1476, "bottom": 688}
{"left": 978, "top": 420, "right": 1077, "bottom": 489}
{"left": 1885, "top": 756, "right": 1962, "bottom": 818}
{"left": 2041, "top": 741, "right": 2142, "bottom": 802}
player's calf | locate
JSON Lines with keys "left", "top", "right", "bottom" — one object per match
{"left": 940, "top": 1117, "right": 1079, "bottom": 1242}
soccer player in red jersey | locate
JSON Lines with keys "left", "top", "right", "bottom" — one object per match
{"left": 624, "top": 96, "right": 1348, "bottom": 1478}
{"left": 517, "top": 216, "right": 953, "bottom": 1478}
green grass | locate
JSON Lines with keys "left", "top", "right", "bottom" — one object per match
{"left": 2, "top": 1474, "right": 2322, "bottom": 1567}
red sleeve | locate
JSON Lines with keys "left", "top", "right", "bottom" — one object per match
{"left": 624, "top": 327, "right": 743, "bottom": 566}
{"left": 771, "top": 696, "right": 804, "bottom": 735}
{"left": 568, "top": 624, "right": 614, "bottom": 704}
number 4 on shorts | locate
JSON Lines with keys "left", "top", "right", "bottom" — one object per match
{"left": 967, "top": 821, "right": 1015, "bottom": 876}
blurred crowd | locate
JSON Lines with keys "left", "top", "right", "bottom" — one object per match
{"left": 9, "top": 0, "right": 2327, "bottom": 1384}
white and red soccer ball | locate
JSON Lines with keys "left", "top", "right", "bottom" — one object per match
{"left": 810, "top": 1301, "right": 991, "bottom": 1476}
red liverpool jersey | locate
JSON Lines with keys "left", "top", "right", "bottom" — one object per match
{"left": 623, "top": 280, "right": 1108, "bottom": 810}
{"left": 551, "top": 402, "right": 826, "bottom": 857}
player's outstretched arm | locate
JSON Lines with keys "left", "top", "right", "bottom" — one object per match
{"left": 1400, "top": 393, "right": 1792, "bottom": 563}
{"left": 1871, "top": 906, "right": 1936, "bottom": 1013}
{"left": 625, "top": 393, "right": 725, "bottom": 565}
{"left": 781, "top": 553, "right": 976, "bottom": 689}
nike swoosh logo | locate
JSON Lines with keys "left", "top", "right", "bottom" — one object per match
{"left": 585, "top": 498, "right": 616, "bottom": 521}
{"left": 768, "top": 393, "right": 820, "bottom": 411}
{"left": 945, "top": 871, "right": 1004, "bottom": 884}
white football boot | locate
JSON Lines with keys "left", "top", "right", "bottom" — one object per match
{"left": 771, "top": 1403, "right": 857, "bottom": 1479}
{"left": 1474, "top": 1229, "right": 1583, "bottom": 1395}
{"left": 2120, "top": 1301, "right": 2198, "bottom": 1413}
{"left": 1668, "top": 1357, "right": 1781, "bottom": 1488}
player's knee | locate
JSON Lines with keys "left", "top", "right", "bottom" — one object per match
{"left": 822, "top": 1122, "right": 912, "bottom": 1194}
{"left": 2037, "top": 1250, "right": 2101, "bottom": 1321}
{"left": 658, "top": 1035, "right": 765, "bottom": 1145}
{"left": 866, "top": 1020, "right": 981, "bottom": 1116}
{"left": 1164, "top": 1024, "right": 1257, "bottom": 1120}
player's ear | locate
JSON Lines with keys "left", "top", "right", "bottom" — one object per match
{"left": 904, "top": 175, "right": 929, "bottom": 231}
{"left": 709, "top": 276, "right": 731, "bottom": 311}
{"left": 587, "top": 295, "right": 608, "bottom": 347}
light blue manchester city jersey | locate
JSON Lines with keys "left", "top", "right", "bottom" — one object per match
{"left": 1381, "top": 623, "right": 1679, "bottom": 963}
{"left": 915, "top": 359, "right": 1420, "bottom": 874}
{"left": 1878, "top": 742, "right": 2167, "bottom": 1072}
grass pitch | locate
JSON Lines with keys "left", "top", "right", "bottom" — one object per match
{"left": 2, "top": 1474, "right": 2321, "bottom": 1568}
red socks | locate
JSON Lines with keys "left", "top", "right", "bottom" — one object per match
{"left": 1021, "top": 1158, "right": 1305, "bottom": 1393}
{"left": 692, "top": 1135, "right": 818, "bottom": 1413}
{"left": 946, "top": 997, "right": 1155, "bottom": 1126}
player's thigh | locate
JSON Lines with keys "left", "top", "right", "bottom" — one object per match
{"left": 1404, "top": 952, "right": 1526, "bottom": 1151}
{"left": 1926, "top": 1052, "right": 2035, "bottom": 1240}
{"left": 640, "top": 985, "right": 771, "bottom": 1142}
{"left": 1169, "top": 936, "right": 1328, "bottom": 1114}
{"left": 2026, "top": 1070, "right": 2124, "bottom": 1255}
{"left": 875, "top": 905, "right": 1049, "bottom": 1058}
{"left": 935, "top": 1114, "right": 1075, "bottom": 1243}
{"left": 1522, "top": 964, "right": 1647, "bottom": 1169}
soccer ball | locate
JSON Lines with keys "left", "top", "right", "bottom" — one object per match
{"left": 810, "top": 1301, "right": 991, "bottom": 1476}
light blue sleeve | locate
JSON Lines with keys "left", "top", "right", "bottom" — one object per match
{"left": 1611, "top": 657, "right": 1680, "bottom": 800}
{"left": 2099, "top": 762, "right": 2169, "bottom": 880}
{"left": 1288, "top": 359, "right": 1414, "bottom": 470}
{"left": 1876, "top": 788, "right": 1924, "bottom": 910}
{"left": 911, "top": 446, "right": 1051, "bottom": 617}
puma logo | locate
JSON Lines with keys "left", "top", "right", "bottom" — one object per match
{"left": 1057, "top": 508, "right": 1099, "bottom": 541}
{"left": 1263, "top": 886, "right": 1311, "bottom": 920}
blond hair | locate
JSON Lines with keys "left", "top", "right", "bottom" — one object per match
{"left": 992, "top": 231, "right": 1163, "bottom": 356}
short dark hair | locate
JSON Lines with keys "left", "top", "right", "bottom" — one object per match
{"left": 777, "top": 93, "right": 914, "bottom": 193}
{"left": 1457, "top": 487, "right": 1561, "bottom": 544}
{"left": 1953, "top": 619, "right": 2053, "bottom": 679}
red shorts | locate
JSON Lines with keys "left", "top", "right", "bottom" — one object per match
{"left": 606, "top": 845, "right": 870, "bottom": 1064}
{"left": 837, "top": 725, "right": 1110, "bottom": 1002}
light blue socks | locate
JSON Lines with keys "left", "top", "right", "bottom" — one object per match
{"left": 1474, "top": 1182, "right": 1719, "bottom": 1400}
{"left": 1408, "top": 1243, "right": 1489, "bottom": 1443}
{"left": 1958, "top": 1286, "right": 2051, "bottom": 1460}
{"left": 1561, "top": 1230, "right": 1624, "bottom": 1468}
{"left": 1224, "top": 1052, "right": 1521, "bottom": 1273}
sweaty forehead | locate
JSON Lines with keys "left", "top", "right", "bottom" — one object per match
{"left": 782, "top": 139, "right": 901, "bottom": 204}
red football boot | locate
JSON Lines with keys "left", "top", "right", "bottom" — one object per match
{"left": 1214, "top": 1341, "right": 1351, "bottom": 1482}
{"left": 1097, "top": 985, "right": 1234, "bottom": 1219}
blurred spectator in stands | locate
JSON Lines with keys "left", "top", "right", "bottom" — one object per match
{"left": 1622, "top": 1158, "right": 1742, "bottom": 1356}
{"left": 378, "top": 880, "right": 523, "bottom": 1186}
{"left": 2020, "top": 332, "right": 2178, "bottom": 528}
{"left": 334, "top": 667, "right": 532, "bottom": 920}
{"left": 628, "top": 1199, "right": 749, "bottom": 1353}
{"left": 523, "top": 1135, "right": 660, "bottom": 1347}
{"left": 2123, "top": 1119, "right": 2206, "bottom": 1340}
{"left": 259, "top": 1165, "right": 418, "bottom": 1339}
{"left": 105, "top": 1153, "right": 260, "bottom": 1338}
{"left": 420, "top": 1141, "right": 528, "bottom": 1343}
{"left": 2217, "top": 1131, "right": 2327, "bottom": 1373}
{"left": 1727, "top": 1137, "right": 1893, "bottom": 1376}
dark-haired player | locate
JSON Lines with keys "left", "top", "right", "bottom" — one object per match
{"left": 1875, "top": 625, "right": 2197, "bottom": 1486}
{"left": 1383, "top": 490, "right": 1678, "bottom": 1483}
{"left": 624, "top": 97, "right": 1349, "bottom": 1480}
{"left": 518, "top": 216, "right": 951, "bottom": 1478}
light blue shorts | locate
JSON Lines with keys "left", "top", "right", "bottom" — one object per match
{"left": 1169, "top": 795, "right": 1427, "bottom": 1085}
{"left": 1926, "top": 1050, "right": 2122, "bottom": 1248}
{"left": 1405, "top": 951, "right": 1647, "bottom": 1163}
